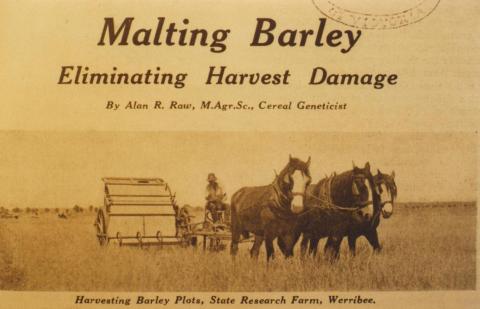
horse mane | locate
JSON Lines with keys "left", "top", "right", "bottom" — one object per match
{"left": 315, "top": 170, "right": 353, "bottom": 192}
{"left": 313, "top": 170, "right": 354, "bottom": 207}
{"left": 379, "top": 174, "right": 397, "bottom": 199}
{"left": 271, "top": 157, "right": 311, "bottom": 209}
{"left": 387, "top": 181, "right": 397, "bottom": 199}
{"left": 315, "top": 168, "right": 377, "bottom": 208}
{"left": 276, "top": 162, "right": 290, "bottom": 181}
{"left": 273, "top": 157, "right": 311, "bottom": 184}
{"left": 330, "top": 170, "right": 354, "bottom": 191}
{"left": 270, "top": 160, "right": 293, "bottom": 210}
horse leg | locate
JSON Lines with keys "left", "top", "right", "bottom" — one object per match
{"left": 265, "top": 236, "right": 275, "bottom": 262}
{"left": 332, "top": 237, "right": 342, "bottom": 260}
{"left": 263, "top": 226, "right": 278, "bottom": 262}
{"left": 300, "top": 234, "right": 309, "bottom": 257}
{"left": 309, "top": 236, "right": 320, "bottom": 257}
{"left": 279, "top": 230, "right": 300, "bottom": 258}
{"left": 348, "top": 234, "right": 358, "bottom": 256}
{"left": 250, "top": 235, "right": 264, "bottom": 259}
{"left": 325, "top": 236, "right": 342, "bottom": 262}
{"left": 230, "top": 216, "right": 240, "bottom": 256}
{"left": 230, "top": 234, "right": 240, "bottom": 256}
{"left": 277, "top": 236, "right": 287, "bottom": 257}
{"left": 365, "top": 228, "right": 382, "bottom": 253}
{"left": 324, "top": 237, "right": 334, "bottom": 255}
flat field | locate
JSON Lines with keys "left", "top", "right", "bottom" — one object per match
{"left": 0, "top": 203, "right": 476, "bottom": 291}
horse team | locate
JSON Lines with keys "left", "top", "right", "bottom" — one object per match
{"left": 230, "top": 156, "right": 397, "bottom": 261}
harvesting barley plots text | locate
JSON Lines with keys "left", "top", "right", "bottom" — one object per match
{"left": 58, "top": 66, "right": 398, "bottom": 89}
{"left": 74, "top": 294, "right": 376, "bottom": 306}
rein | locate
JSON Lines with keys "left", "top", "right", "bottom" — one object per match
{"left": 369, "top": 198, "right": 392, "bottom": 228}
{"left": 308, "top": 174, "right": 373, "bottom": 212}
{"left": 236, "top": 175, "right": 301, "bottom": 216}
{"left": 381, "top": 200, "right": 394, "bottom": 207}
{"left": 370, "top": 206, "right": 382, "bottom": 227}
{"left": 270, "top": 175, "right": 309, "bottom": 218}
{"left": 272, "top": 180, "right": 292, "bottom": 208}
{"left": 306, "top": 192, "right": 372, "bottom": 212}
{"left": 270, "top": 181, "right": 297, "bottom": 218}
{"left": 272, "top": 180, "right": 285, "bottom": 199}
{"left": 369, "top": 180, "right": 396, "bottom": 227}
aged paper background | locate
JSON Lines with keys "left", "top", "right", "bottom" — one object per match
{"left": 0, "top": 0, "right": 478, "bottom": 308}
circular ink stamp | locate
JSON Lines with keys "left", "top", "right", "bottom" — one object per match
{"left": 311, "top": 0, "right": 441, "bottom": 30}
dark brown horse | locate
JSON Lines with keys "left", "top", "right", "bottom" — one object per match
{"left": 344, "top": 170, "right": 397, "bottom": 255}
{"left": 290, "top": 207, "right": 365, "bottom": 258}
{"left": 278, "top": 162, "right": 379, "bottom": 260}
{"left": 230, "top": 155, "right": 311, "bottom": 261}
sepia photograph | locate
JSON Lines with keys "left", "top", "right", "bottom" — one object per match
{"left": 0, "top": 131, "right": 475, "bottom": 292}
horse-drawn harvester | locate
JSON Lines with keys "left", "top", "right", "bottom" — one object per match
{"left": 94, "top": 177, "right": 233, "bottom": 250}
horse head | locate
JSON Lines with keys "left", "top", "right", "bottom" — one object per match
{"left": 351, "top": 161, "right": 376, "bottom": 220}
{"left": 276, "top": 155, "right": 312, "bottom": 214}
{"left": 374, "top": 169, "right": 397, "bottom": 219}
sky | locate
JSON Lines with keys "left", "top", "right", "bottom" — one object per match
{"left": 0, "top": 131, "right": 476, "bottom": 209}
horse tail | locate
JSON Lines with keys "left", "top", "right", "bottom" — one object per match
{"left": 230, "top": 189, "right": 243, "bottom": 255}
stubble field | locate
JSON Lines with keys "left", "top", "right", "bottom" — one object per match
{"left": 0, "top": 203, "right": 476, "bottom": 291}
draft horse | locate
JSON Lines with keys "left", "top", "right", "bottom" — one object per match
{"left": 278, "top": 162, "right": 379, "bottom": 260}
{"left": 230, "top": 155, "right": 312, "bottom": 261}
{"left": 344, "top": 170, "right": 397, "bottom": 255}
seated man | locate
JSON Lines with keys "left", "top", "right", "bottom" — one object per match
{"left": 205, "top": 173, "right": 229, "bottom": 223}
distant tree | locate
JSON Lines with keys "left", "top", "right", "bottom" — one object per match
{"left": 89, "top": 205, "right": 94, "bottom": 212}
{"left": 26, "top": 207, "right": 31, "bottom": 213}
{"left": 54, "top": 208, "right": 59, "bottom": 213}
{"left": 73, "top": 205, "right": 83, "bottom": 213}
{"left": 44, "top": 208, "right": 50, "bottom": 213}
{"left": 12, "top": 207, "right": 21, "bottom": 213}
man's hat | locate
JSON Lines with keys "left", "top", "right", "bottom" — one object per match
{"left": 207, "top": 173, "right": 217, "bottom": 181}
